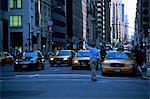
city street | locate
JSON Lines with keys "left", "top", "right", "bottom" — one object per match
{"left": 0, "top": 60, "right": 149, "bottom": 99}
{"left": 0, "top": 0, "right": 150, "bottom": 99}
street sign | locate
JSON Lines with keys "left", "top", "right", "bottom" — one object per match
{"left": 48, "top": 21, "right": 53, "bottom": 27}
{"left": 48, "top": 21, "right": 53, "bottom": 32}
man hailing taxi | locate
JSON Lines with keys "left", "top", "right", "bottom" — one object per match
{"left": 83, "top": 38, "right": 101, "bottom": 81}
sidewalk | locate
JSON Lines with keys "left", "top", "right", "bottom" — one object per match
{"left": 138, "top": 62, "right": 150, "bottom": 80}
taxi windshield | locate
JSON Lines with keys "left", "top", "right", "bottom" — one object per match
{"left": 77, "top": 51, "right": 90, "bottom": 57}
{"left": 106, "top": 52, "right": 130, "bottom": 60}
{"left": 57, "top": 51, "right": 71, "bottom": 56}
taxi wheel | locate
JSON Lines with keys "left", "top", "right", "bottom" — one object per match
{"left": 68, "top": 62, "right": 72, "bottom": 66}
{"left": 72, "top": 66, "right": 76, "bottom": 70}
{"left": 101, "top": 70, "right": 106, "bottom": 76}
{"left": 36, "top": 63, "right": 44, "bottom": 70}
{"left": 36, "top": 66, "right": 44, "bottom": 70}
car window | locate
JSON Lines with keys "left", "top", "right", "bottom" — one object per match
{"left": 25, "top": 52, "right": 38, "bottom": 57}
{"left": 37, "top": 52, "right": 42, "bottom": 57}
{"left": 0, "top": 52, "right": 4, "bottom": 58}
{"left": 4, "top": 53, "right": 10, "bottom": 56}
{"left": 57, "top": 51, "right": 71, "bottom": 56}
{"left": 77, "top": 51, "right": 90, "bottom": 57}
{"left": 106, "top": 52, "right": 130, "bottom": 60}
{"left": 125, "top": 52, "right": 134, "bottom": 60}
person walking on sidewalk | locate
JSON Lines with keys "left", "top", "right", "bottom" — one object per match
{"left": 84, "top": 39, "right": 101, "bottom": 81}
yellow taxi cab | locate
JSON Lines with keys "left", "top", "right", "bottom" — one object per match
{"left": 101, "top": 51, "right": 137, "bottom": 76}
{"left": 72, "top": 50, "right": 99, "bottom": 70}
{"left": 0, "top": 52, "right": 14, "bottom": 65}
{"left": 72, "top": 50, "right": 90, "bottom": 70}
{"left": 49, "top": 50, "right": 76, "bottom": 66}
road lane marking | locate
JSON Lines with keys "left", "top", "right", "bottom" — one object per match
{"left": 0, "top": 78, "right": 149, "bottom": 83}
{"left": 53, "top": 69, "right": 59, "bottom": 71}
{"left": 1, "top": 74, "right": 149, "bottom": 83}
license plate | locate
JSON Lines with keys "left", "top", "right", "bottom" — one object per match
{"left": 81, "top": 62, "right": 86, "bottom": 66}
{"left": 22, "top": 65, "right": 27, "bottom": 68}
{"left": 56, "top": 61, "right": 61, "bottom": 64}
{"left": 114, "top": 68, "right": 120, "bottom": 72}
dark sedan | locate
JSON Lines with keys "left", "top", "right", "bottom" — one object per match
{"left": 14, "top": 51, "right": 45, "bottom": 71}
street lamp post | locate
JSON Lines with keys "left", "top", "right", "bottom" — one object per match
{"left": 48, "top": 21, "right": 53, "bottom": 51}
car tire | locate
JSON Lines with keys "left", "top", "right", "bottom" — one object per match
{"left": 37, "top": 65, "right": 44, "bottom": 70}
{"left": 41, "top": 66, "right": 44, "bottom": 70}
{"left": 72, "top": 66, "right": 76, "bottom": 70}
{"left": 50, "top": 63, "right": 54, "bottom": 67}
{"left": 68, "top": 62, "right": 72, "bottom": 66}
{"left": 101, "top": 70, "right": 106, "bottom": 76}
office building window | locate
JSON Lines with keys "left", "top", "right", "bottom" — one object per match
{"left": 17, "top": 0, "right": 22, "bottom": 8}
{"left": 10, "top": 0, "right": 22, "bottom": 9}
{"left": 10, "top": 0, "right": 14, "bottom": 8}
{"left": 10, "top": 16, "right": 22, "bottom": 27}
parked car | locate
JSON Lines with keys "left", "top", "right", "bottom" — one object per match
{"left": 101, "top": 51, "right": 137, "bottom": 76}
{"left": 14, "top": 51, "right": 45, "bottom": 71}
{"left": 0, "top": 52, "right": 14, "bottom": 65}
{"left": 72, "top": 50, "right": 99, "bottom": 70}
{"left": 49, "top": 50, "right": 76, "bottom": 66}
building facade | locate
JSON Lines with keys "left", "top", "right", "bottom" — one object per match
{"left": 66, "top": 0, "right": 87, "bottom": 50}
{"left": 87, "top": 0, "right": 97, "bottom": 44}
{"left": 9, "top": 0, "right": 55, "bottom": 55}
{"left": 97, "top": 0, "right": 104, "bottom": 48}
{"left": 0, "top": 0, "right": 10, "bottom": 51}
{"left": 10, "top": 0, "right": 30, "bottom": 51}
{"left": 51, "top": 0, "right": 67, "bottom": 51}
{"left": 135, "top": 0, "right": 150, "bottom": 63}
{"left": 104, "top": 0, "right": 111, "bottom": 44}
{"left": 110, "top": 0, "right": 125, "bottom": 45}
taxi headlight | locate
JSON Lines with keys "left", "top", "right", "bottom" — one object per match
{"left": 41, "top": 59, "right": 45, "bottom": 62}
{"left": 73, "top": 60, "right": 79, "bottom": 64}
{"left": 63, "top": 58, "right": 68, "bottom": 60}
{"left": 15, "top": 62, "right": 19, "bottom": 64}
{"left": 103, "top": 63, "right": 110, "bottom": 66}
{"left": 50, "top": 58, "right": 54, "bottom": 61}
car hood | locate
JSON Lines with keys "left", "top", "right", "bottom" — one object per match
{"left": 19, "top": 57, "right": 38, "bottom": 64}
{"left": 103, "top": 59, "right": 134, "bottom": 64}
{"left": 73, "top": 57, "right": 90, "bottom": 61}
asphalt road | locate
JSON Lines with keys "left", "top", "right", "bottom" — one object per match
{"left": 0, "top": 60, "right": 150, "bottom": 99}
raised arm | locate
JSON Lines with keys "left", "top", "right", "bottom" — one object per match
{"left": 85, "top": 43, "right": 92, "bottom": 50}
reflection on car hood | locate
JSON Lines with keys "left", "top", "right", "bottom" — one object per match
{"left": 74, "top": 57, "right": 90, "bottom": 60}
{"left": 19, "top": 57, "right": 38, "bottom": 64}
{"left": 53, "top": 56, "right": 70, "bottom": 58}
{"left": 104, "top": 59, "right": 134, "bottom": 64}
